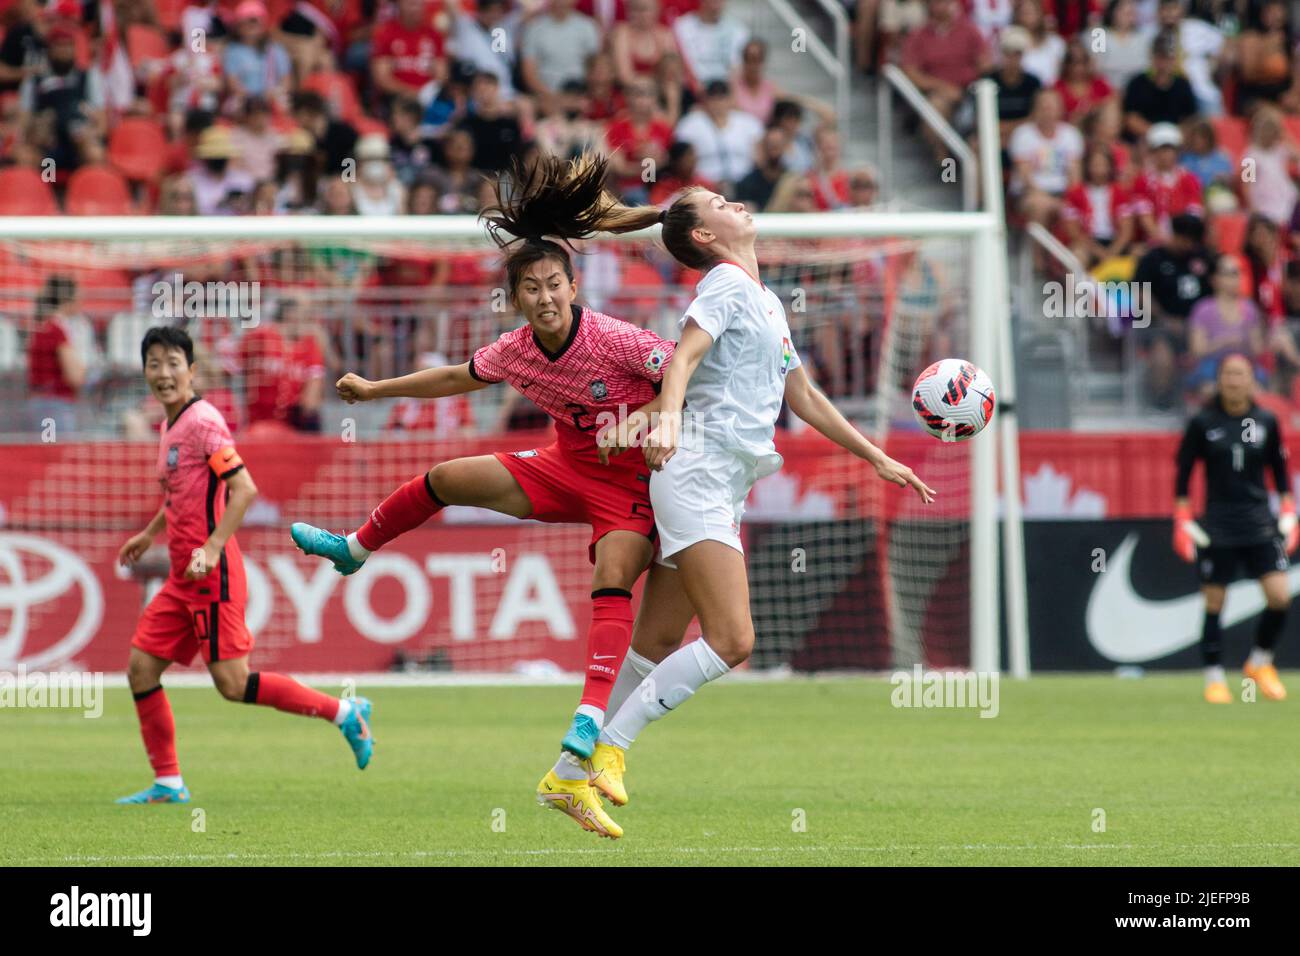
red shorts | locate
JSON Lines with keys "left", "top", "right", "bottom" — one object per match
{"left": 131, "top": 581, "right": 254, "bottom": 666}
{"left": 495, "top": 443, "right": 656, "bottom": 563}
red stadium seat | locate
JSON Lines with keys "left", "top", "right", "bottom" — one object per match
{"left": 153, "top": 0, "right": 187, "bottom": 31}
{"left": 1284, "top": 116, "right": 1300, "bottom": 147}
{"left": 126, "top": 24, "right": 172, "bottom": 69}
{"left": 302, "top": 71, "right": 363, "bottom": 125}
{"left": 1210, "top": 211, "right": 1247, "bottom": 255}
{"left": 65, "top": 165, "right": 134, "bottom": 215}
{"left": 1212, "top": 116, "right": 1248, "bottom": 165}
{"left": 0, "top": 167, "right": 58, "bottom": 215}
{"left": 108, "top": 117, "right": 169, "bottom": 183}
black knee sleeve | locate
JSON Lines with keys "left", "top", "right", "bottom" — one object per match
{"left": 1201, "top": 610, "right": 1222, "bottom": 666}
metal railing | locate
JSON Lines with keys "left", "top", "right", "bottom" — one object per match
{"left": 877, "top": 64, "right": 977, "bottom": 211}
{"left": 751, "top": 0, "right": 851, "bottom": 145}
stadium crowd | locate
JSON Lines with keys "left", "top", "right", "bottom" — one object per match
{"left": 888, "top": 0, "right": 1300, "bottom": 413}
{"left": 14, "top": 0, "right": 1300, "bottom": 434}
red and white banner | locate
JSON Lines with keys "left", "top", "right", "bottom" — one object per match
{"left": 0, "top": 429, "right": 1289, "bottom": 673}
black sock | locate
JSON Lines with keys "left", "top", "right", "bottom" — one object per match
{"left": 1201, "top": 610, "right": 1222, "bottom": 667}
{"left": 1256, "top": 607, "right": 1287, "bottom": 652}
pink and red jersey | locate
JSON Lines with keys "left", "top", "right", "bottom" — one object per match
{"left": 469, "top": 305, "right": 675, "bottom": 468}
{"left": 156, "top": 397, "right": 247, "bottom": 603}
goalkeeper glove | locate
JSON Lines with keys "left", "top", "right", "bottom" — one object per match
{"left": 1280, "top": 500, "right": 1298, "bottom": 554}
{"left": 1173, "top": 504, "right": 1209, "bottom": 563}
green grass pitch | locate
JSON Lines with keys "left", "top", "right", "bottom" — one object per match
{"left": 3, "top": 675, "right": 1297, "bottom": 866}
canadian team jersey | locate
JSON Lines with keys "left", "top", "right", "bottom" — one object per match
{"left": 468, "top": 304, "right": 674, "bottom": 468}
{"left": 679, "top": 261, "right": 801, "bottom": 475}
{"left": 156, "top": 397, "right": 247, "bottom": 603}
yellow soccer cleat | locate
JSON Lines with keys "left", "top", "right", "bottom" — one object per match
{"left": 1244, "top": 662, "right": 1288, "bottom": 701}
{"left": 1204, "top": 681, "right": 1232, "bottom": 704}
{"left": 536, "top": 769, "right": 623, "bottom": 839}
{"left": 589, "top": 742, "right": 628, "bottom": 807}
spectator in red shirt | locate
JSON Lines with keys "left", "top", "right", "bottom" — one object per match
{"left": 26, "top": 274, "right": 85, "bottom": 435}
{"left": 1062, "top": 145, "right": 1136, "bottom": 269}
{"left": 901, "top": 0, "right": 992, "bottom": 160}
{"left": 606, "top": 78, "right": 673, "bottom": 202}
{"left": 276, "top": 298, "right": 326, "bottom": 431}
{"left": 610, "top": 0, "right": 677, "bottom": 89}
{"left": 1053, "top": 37, "right": 1113, "bottom": 124}
{"left": 808, "top": 124, "right": 850, "bottom": 210}
{"left": 371, "top": 0, "right": 448, "bottom": 107}
{"left": 1133, "top": 122, "right": 1204, "bottom": 243}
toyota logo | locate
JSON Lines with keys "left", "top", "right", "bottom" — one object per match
{"left": 0, "top": 533, "right": 103, "bottom": 669}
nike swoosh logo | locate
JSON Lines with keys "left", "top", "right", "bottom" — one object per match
{"left": 658, "top": 697, "right": 672, "bottom": 710}
{"left": 1086, "top": 533, "right": 1300, "bottom": 662}
{"left": 592, "top": 654, "right": 617, "bottom": 660}
{"left": 520, "top": 381, "right": 533, "bottom": 390}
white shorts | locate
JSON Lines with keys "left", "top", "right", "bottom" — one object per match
{"left": 650, "top": 447, "right": 757, "bottom": 568}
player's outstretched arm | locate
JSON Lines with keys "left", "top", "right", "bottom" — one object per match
{"left": 187, "top": 468, "right": 258, "bottom": 580}
{"left": 596, "top": 395, "right": 663, "bottom": 465}
{"left": 118, "top": 506, "right": 166, "bottom": 566}
{"left": 783, "top": 366, "right": 936, "bottom": 504}
{"left": 336, "top": 362, "right": 490, "bottom": 403}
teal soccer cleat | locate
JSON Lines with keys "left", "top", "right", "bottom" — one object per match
{"left": 115, "top": 783, "right": 190, "bottom": 804}
{"left": 560, "top": 713, "right": 600, "bottom": 759}
{"left": 339, "top": 697, "right": 374, "bottom": 769}
{"left": 290, "top": 522, "right": 365, "bottom": 576}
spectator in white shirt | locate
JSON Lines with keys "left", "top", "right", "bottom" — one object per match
{"left": 1014, "top": 0, "right": 1065, "bottom": 86}
{"left": 672, "top": 0, "right": 749, "bottom": 90}
{"left": 1095, "top": 0, "right": 1154, "bottom": 91}
{"left": 521, "top": 0, "right": 601, "bottom": 114}
{"left": 1008, "top": 88, "right": 1083, "bottom": 226}
{"left": 1156, "top": 0, "right": 1224, "bottom": 115}
{"left": 451, "top": 0, "right": 520, "bottom": 98}
{"left": 673, "top": 78, "right": 764, "bottom": 190}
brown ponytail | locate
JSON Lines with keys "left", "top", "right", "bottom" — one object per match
{"left": 479, "top": 151, "right": 665, "bottom": 299}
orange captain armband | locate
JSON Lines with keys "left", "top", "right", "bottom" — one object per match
{"left": 208, "top": 446, "right": 245, "bottom": 479}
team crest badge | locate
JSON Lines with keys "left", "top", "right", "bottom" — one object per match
{"left": 590, "top": 380, "right": 608, "bottom": 400}
{"left": 644, "top": 346, "right": 667, "bottom": 373}
{"left": 166, "top": 445, "right": 180, "bottom": 469}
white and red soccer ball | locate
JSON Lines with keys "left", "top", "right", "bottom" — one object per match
{"left": 911, "top": 358, "right": 995, "bottom": 441}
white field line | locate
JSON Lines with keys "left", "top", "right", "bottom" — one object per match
{"left": 16, "top": 842, "right": 1300, "bottom": 865}
{"left": 3, "top": 670, "right": 1247, "bottom": 690}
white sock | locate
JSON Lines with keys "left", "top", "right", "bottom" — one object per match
{"left": 155, "top": 775, "right": 184, "bottom": 789}
{"left": 345, "top": 533, "right": 371, "bottom": 562}
{"left": 1205, "top": 665, "right": 1226, "bottom": 685}
{"left": 604, "top": 648, "right": 657, "bottom": 718}
{"left": 600, "top": 639, "right": 730, "bottom": 750}
{"left": 332, "top": 698, "right": 353, "bottom": 726}
{"left": 1248, "top": 648, "right": 1275, "bottom": 668}
{"left": 552, "top": 751, "right": 589, "bottom": 781}
{"left": 575, "top": 702, "right": 604, "bottom": 729}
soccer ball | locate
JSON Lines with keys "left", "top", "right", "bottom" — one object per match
{"left": 911, "top": 358, "right": 995, "bottom": 441}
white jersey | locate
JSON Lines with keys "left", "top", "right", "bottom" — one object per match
{"left": 679, "top": 261, "right": 800, "bottom": 476}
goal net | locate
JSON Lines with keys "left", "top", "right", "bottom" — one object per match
{"left": 0, "top": 215, "right": 995, "bottom": 675}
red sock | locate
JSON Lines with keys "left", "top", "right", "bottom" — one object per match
{"left": 133, "top": 685, "right": 180, "bottom": 777}
{"left": 581, "top": 590, "right": 634, "bottom": 710}
{"left": 356, "top": 473, "right": 445, "bottom": 552}
{"left": 246, "top": 672, "right": 341, "bottom": 721}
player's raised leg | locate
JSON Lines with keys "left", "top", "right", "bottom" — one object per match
{"left": 1200, "top": 583, "right": 1232, "bottom": 704}
{"left": 1245, "top": 570, "right": 1289, "bottom": 700}
{"left": 117, "top": 647, "right": 188, "bottom": 804}
{"left": 291, "top": 455, "right": 531, "bottom": 574}
{"left": 590, "top": 561, "right": 696, "bottom": 806}
{"left": 208, "top": 655, "right": 377, "bottom": 768}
